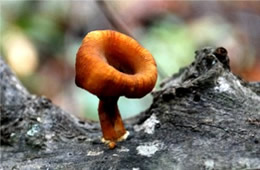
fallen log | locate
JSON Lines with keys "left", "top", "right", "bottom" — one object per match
{"left": 1, "top": 47, "right": 259, "bottom": 170}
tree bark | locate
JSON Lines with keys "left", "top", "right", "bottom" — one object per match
{"left": 1, "top": 47, "right": 260, "bottom": 170}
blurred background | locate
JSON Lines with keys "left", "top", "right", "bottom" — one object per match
{"left": 1, "top": 0, "right": 260, "bottom": 121}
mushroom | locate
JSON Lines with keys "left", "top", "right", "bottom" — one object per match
{"left": 75, "top": 30, "right": 157, "bottom": 148}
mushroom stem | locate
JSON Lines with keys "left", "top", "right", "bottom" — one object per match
{"left": 98, "top": 97, "right": 126, "bottom": 142}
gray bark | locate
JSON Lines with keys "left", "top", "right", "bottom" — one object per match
{"left": 1, "top": 47, "right": 260, "bottom": 170}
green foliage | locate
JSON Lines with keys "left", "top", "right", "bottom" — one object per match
{"left": 142, "top": 19, "right": 196, "bottom": 78}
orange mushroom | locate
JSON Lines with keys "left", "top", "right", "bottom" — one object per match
{"left": 75, "top": 30, "right": 157, "bottom": 148}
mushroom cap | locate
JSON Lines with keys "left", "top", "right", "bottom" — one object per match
{"left": 75, "top": 30, "right": 157, "bottom": 98}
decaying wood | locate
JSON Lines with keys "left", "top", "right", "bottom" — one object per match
{"left": 1, "top": 47, "right": 260, "bottom": 170}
